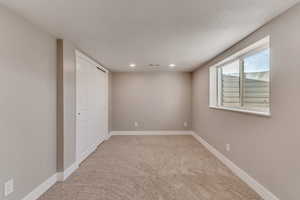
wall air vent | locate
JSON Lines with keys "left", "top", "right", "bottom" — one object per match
{"left": 149, "top": 64, "right": 160, "bottom": 67}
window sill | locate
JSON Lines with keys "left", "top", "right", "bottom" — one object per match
{"left": 209, "top": 106, "right": 271, "bottom": 117}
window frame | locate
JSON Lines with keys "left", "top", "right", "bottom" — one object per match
{"left": 209, "top": 37, "right": 271, "bottom": 117}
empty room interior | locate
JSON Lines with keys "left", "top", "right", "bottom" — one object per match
{"left": 1, "top": 0, "right": 300, "bottom": 200}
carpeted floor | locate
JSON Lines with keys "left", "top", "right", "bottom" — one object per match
{"left": 39, "top": 135, "right": 262, "bottom": 200}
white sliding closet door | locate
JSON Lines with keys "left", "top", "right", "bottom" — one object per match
{"left": 93, "top": 66, "right": 108, "bottom": 143}
{"left": 76, "top": 51, "right": 108, "bottom": 164}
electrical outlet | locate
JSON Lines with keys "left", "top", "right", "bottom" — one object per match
{"left": 134, "top": 121, "right": 139, "bottom": 127}
{"left": 184, "top": 122, "right": 188, "bottom": 127}
{"left": 226, "top": 144, "right": 231, "bottom": 152}
{"left": 4, "top": 179, "right": 14, "bottom": 197}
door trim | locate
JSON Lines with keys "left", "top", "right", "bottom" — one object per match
{"left": 75, "top": 50, "right": 108, "bottom": 73}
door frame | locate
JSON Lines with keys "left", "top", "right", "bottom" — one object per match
{"left": 75, "top": 50, "right": 109, "bottom": 165}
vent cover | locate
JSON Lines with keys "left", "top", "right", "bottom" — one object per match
{"left": 149, "top": 64, "right": 160, "bottom": 67}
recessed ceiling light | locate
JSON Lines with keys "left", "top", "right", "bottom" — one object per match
{"left": 129, "top": 63, "right": 136, "bottom": 68}
{"left": 169, "top": 64, "right": 176, "bottom": 68}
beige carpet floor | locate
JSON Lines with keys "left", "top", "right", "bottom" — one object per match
{"left": 39, "top": 135, "right": 262, "bottom": 200}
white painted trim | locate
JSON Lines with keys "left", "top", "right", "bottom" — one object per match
{"left": 210, "top": 36, "right": 270, "bottom": 69}
{"left": 105, "top": 132, "right": 111, "bottom": 140}
{"left": 77, "top": 141, "right": 99, "bottom": 165}
{"left": 191, "top": 132, "right": 279, "bottom": 200}
{"left": 97, "top": 137, "right": 105, "bottom": 146}
{"left": 75, "top": 50, "right": 108, "bottom": 72}
{"left": 22, "top": 174, "right": 57, "bottom": 200}
{"left": 21, "top": 131, "right": 278, "bottom": 200}
{"left": 57, "top": 162, "right": 79, "bottom": 182}
{"left": 209, "top": 66, "right": 217, "bottom": 107}
{"left": 209, "top": 106, "right": 271, "bottom": 117}
{"left": 110, "top": 130, "right": 194, "bottom": 136}
{"left": 208, "top": 36, "right": 271, "bottom": 117}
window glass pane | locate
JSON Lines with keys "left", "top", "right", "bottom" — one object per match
{"left": 243, "top": 48, "right": 270, "bottom": 112}
{"left": 220, "top": 60, "right": 240, "bottom": 108}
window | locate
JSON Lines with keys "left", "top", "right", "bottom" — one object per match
{"left": 209, "top": 37, "right": 270, "bottom": 116}
{"left": 218, "top": 60, "right": 240, "bottom": 108}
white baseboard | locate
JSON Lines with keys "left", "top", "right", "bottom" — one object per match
{"left": 21, "top": 131, "right": 278, "bottom": 200}
{"left": 77, "top": 139, "right": 102, "bottom": 165}
{"left": 22, "top": 163, "right": 78, "bottom": 200}
{"left": 97, "top": 137, "right": 105, "bottom": 146}
{"left": 78, "top": 145, "right": 97, "bottom": 164}
{"left": 191, "top": 132, "right": 279, "bottom": 200}
{"left": 22, "top": 136, "right": 104, "bottom": 200}
{"left": 105, "top": 132, "right": 111, "bottom": 140}
{"left": 22, "top": 173, "right": 57, "bottom": 200}
{"left": 110, "top": 130, "right": 194, "bottom": 136}
{"left": 57, "top": 162, "right": 79, "bottom": 182}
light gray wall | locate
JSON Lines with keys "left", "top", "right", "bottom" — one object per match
{"left": 192, "top": 3, "right": 300, "bottom": 200}
{"left": 0, "top": 5, "right": 56, "bottom": 200}
{"left": 56, "top": 39, "right": 77, "bottom": 172}
{"left": 108, "top": 72, "right": 112, "bottom": 132}
{"left": 112, "top": 72, "right": 192, "bottom": 131}
{"left": 56, "top": 39, "right": 64, "bottom": 172}
{"left": 62, "top": 40, "right": 77, "bottom": 170}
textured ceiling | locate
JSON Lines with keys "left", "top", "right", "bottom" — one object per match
{"left": 0, "top": 0, "right": 299, "bottom": 71}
